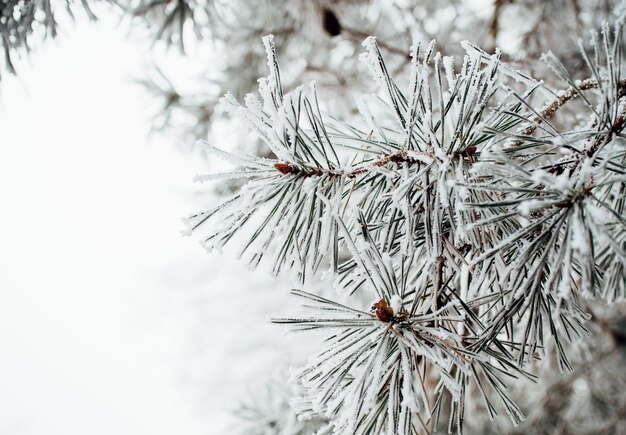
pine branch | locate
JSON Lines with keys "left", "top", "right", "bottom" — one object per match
{"left": 0, "top": 0, "right": 111, "bottom": 79}
{"left": 188, "top": 18, "right": 626, "bottom": 434}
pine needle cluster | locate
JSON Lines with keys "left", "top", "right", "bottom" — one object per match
{"left": 187, "top": 20, "right": 626, "bottom": 433}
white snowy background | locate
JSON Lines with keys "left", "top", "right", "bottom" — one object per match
{"left": 0, "top": 16, "right": 302, "bottom": 435}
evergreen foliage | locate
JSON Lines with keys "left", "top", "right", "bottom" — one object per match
{"left": 0, "top": 0, "right": 106, "bottom": 77}
{"left": 186, "top": 20, "right": 626, "bottom": 433}
{"left": 2, "top": 0, "right": 625, "bottom": 432}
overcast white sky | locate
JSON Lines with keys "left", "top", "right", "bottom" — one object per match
{"left": 0, "top": 17, "right": 299, "bottom": 435}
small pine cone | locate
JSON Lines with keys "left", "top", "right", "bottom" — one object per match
{"left": 322, "top": 7, "right": 342, "bottom": 37}
{"left": 372, "top": 299, "right": 394, "bottom": 323}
